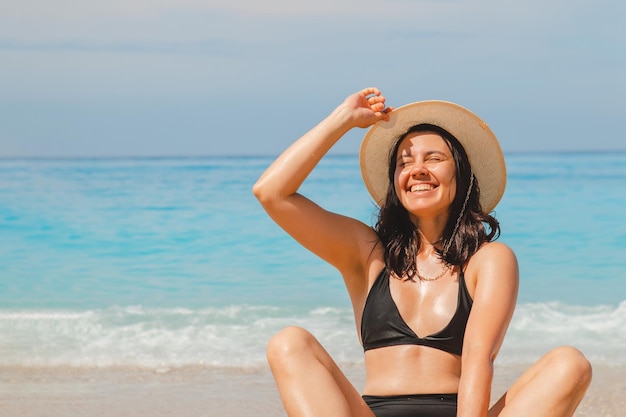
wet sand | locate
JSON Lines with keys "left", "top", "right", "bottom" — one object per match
{"left": 1, "top": 363, "right": 622, "bottom": 417}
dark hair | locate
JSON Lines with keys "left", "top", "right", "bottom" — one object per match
{"left": 374, "top": 124, "right": 500, "bottom": 280}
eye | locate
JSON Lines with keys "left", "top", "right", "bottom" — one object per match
{"left": 396, "top": 157, "right": 413, "bottom": 168}
{"left": 425, "top": 152, "right": 446, "bottom": 163}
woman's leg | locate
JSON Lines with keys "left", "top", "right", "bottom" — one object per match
{"left": 267, "top": 326, "right": 375, "bottom": 417}
{"left": 488, "top": 346, "right": 592, "bottom": 417}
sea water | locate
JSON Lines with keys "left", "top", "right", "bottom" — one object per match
{"left": 0, "top": 153, "right": 625, "bottom": 368}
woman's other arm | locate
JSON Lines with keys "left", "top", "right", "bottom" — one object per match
{"left": 457, "top": 242, "right": 519, "bottom": 417}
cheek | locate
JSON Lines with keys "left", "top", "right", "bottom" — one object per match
{"left": 393, "top": 168, "right": 408, "bottom": 194}
{"left": 447, "top": 178, "right": 457, "bottom": 202}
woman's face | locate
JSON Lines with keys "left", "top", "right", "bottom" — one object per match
{"left": 393, "top": 131, "right": 457, "bottom": 219}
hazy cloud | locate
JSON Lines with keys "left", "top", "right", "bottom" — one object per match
{"left": 0, "top": 0, "right": 624, "bottom": 156}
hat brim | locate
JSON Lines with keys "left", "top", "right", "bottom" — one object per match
{"left": 359, "top": 100, "right": 506, "bottom": 212}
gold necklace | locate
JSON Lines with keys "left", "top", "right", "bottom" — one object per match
{"left": 415, "top": 260, "right": 451, "bottom": 281}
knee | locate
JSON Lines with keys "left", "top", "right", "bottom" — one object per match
{"left": 266, "top": 326, "right": 316, "bottom": 368}
{"left": 544, "top": 346, "right": 592, "bottom": 392}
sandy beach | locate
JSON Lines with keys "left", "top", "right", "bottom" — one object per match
{"left": 1, "top": 363, "right": 622, "bottom": 417}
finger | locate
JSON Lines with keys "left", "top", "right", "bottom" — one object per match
{"left": 371, "top": 101, "right": 386, "bottom": 111}
{"left": 361, "top": 87, "right": 381, "bottom": 98}
{"left": 375, "top": 106, "right": 394, "bottom": 121}
{"left": 367, "top": 95, "right": 386, "bottom": 107}
{"left": 369, "top": 96, "right": 390, "bottom": 115}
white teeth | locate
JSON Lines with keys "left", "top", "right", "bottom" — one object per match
{"left": 411, "top": 184, "right": 434, "bottom": 192}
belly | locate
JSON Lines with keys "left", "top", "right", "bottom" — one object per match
{"left": 362, "top": 345, "right": 462, "bottom": 395}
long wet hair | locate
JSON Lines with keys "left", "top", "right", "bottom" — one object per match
{"left": 374, "top": 124, "right": 500, "bottom": 280}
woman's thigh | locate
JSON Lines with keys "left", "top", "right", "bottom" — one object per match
{"left": 488, "top": 346, "right": 592, "bottom": 417}
{"left": 267, "top": 326, "right": 375, "bottom": 417}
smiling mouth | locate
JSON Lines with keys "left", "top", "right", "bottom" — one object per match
{"left": 410, "top": 184, "right": 436, "bottom": 193}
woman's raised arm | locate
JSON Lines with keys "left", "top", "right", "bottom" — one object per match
{"left": 252, "top": 88, "right": 391, "bottom": 276}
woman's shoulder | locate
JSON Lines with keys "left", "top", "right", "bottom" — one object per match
{"left": 464, "top": 241, "right": 519, "bottom": 291}
{"left": 473, "top": 241, "right": 516, "bottom": 260}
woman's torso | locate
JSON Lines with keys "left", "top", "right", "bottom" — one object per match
{"left": 353, "top": 239, "right": 475, "bottom": 396}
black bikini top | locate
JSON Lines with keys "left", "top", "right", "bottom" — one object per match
{"left": 360, "top": 268, "right": 473, "bottom": 356}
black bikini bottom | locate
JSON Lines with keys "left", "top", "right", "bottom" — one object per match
{"left": 362, "top": 393, "right": 457, "bottom": 417}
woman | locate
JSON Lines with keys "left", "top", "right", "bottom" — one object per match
{"left": 253, "top": 87, "right": 591, "bottom": 417}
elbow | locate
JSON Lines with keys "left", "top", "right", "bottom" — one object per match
{"left": 252, "top": 179, "right": 276, "bottom": 208}
{"left": 252, "top": 175, "right": 269, "bottom": 201}
{"left": 252, "top": 180, "right": 264, "bottom": 202}
{"left": 253, "top": 174, "right": 296, "bottom": 210}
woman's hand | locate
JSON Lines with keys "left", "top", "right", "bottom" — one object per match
{"left": 340, "top": 87, "right": 393, "bottom": 129}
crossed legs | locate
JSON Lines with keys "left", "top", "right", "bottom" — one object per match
{"left": 267, "top": 327, "right": 592, "bottom": 417}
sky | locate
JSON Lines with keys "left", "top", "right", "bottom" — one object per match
{"left": 1, "top": 0, "right": 624, "bottom": 157}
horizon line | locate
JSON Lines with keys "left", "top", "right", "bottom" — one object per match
{"left": 1, "top": 148, "right": 626, "bottom": 161}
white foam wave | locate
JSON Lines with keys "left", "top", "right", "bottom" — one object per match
{"left": 1, "top": 301, "right": 624, "bottom": 369}
{"left": 0, "top": 305, "right": 360, "bottom": 369}
{"left": 498, "top": 301, "right": 626, "bottom": 364}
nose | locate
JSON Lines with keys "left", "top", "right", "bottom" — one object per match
{"left": 409, "top": 163, "right": 429, "bottom": 177}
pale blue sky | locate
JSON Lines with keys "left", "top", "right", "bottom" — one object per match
{"left": 1, "top": 0, "right": 624, "bottom": 157}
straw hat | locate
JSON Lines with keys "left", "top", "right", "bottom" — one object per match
{"left": 359, "top": 100, "right": 506, "bottom": 212}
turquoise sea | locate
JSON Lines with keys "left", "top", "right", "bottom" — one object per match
{"left": 1, "top": 153, "right": 625, "bottom": 368}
